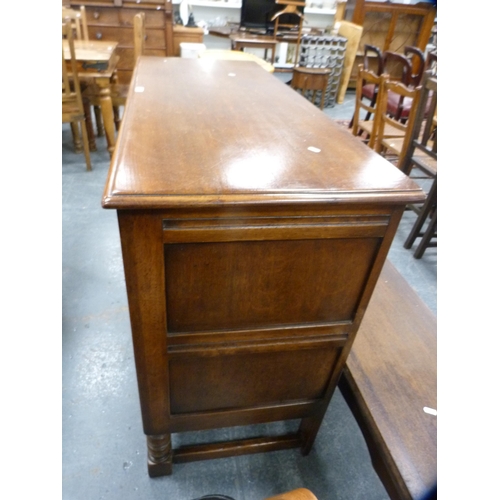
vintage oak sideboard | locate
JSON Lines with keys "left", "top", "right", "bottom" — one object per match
{"left": 102, "top": 57, "right": 425, "bottom": 477}
{"left": 63, "top": 0, "right": 175, "bottom": 83}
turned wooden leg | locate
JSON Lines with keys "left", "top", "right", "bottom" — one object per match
{"left": 147, "top": 434, "right": 173, "bottom": 477}
{"left": 70, "top": 122, "right": 82, "bottom": 153}
{"left": 94, "top": 106, "right": 104, "bottom": 137}
{"left": 83, "top": 99, "right": 97, "bottom": 152}
{"left": 113, "top": 105, "right": 121, "bottom": 132}
{"left": 95, "top": 76, "right": 116, "bottom": 157}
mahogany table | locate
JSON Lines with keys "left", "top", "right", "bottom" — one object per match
{"left": 63, "top": 39, "right": 119, "bottom": 157}
{"left": 102, "top": 56, "right": 424, "bottom": 477}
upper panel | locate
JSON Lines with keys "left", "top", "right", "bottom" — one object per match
{"left": 103, "top": 57, "right": 423, "bottom": 208}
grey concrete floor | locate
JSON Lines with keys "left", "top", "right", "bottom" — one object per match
{"left": 62, "top": 78, "right": 436, "bottom": 500}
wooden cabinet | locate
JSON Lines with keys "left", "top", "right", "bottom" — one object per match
{"left": 102, "top": 57, "right": 425, "bottom": 477}
{"left": 67, "top": 0, "right": 174, "bottom": 83}
{"left": 346, "top": 0, "right": 436, "bottom": 86}
{"left": 172, "top": 25, "right": 204, "bottom": 56}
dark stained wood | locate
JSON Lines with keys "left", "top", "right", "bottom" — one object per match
{"left": 173, "top": 434, "right": 302, "bottom": 464}
{"left": 103, "top": 57, "right": 425, "bottom": 477}
{"left": 340, "top": 260, "right": 436, "bottom": 500}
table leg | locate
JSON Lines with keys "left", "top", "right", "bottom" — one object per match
{"left": 147, "top": 434, "right": 173, "bottom": 477}
{"left": 95, "top": 76, "right": 116, "bottom": 158}
{"left": 70, "top": 122, "right": 82, "bottom": 153}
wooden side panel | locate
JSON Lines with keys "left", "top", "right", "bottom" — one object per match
{"left": 164, "top": 238, "right": 380, "bottom": 333}
{"left": 169, "top": 341, "right": 343, "bottom": 414}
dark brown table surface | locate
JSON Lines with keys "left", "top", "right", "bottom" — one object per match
{"left": 104, "top": 57, "right": 423, "bottom": 208}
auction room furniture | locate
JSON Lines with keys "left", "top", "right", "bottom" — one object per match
{"left": 374, "top": 78, "right": 421, "bottom": 164}
{"left": 62, "top": 5, "right": 89, "bottom": 41}
{"left": 346, "top": 0, "right": 436, "bottom": 87}
{"left": 62, "top": 5, "right": 90, "bottom": 152}
{"left": 335, "top": 20, "right": 363, "bottom": 104}
{"left": 348, "top": 47, "right": 412, "bottom": 127}
{"left": 173, "top": 25, "right": 204, "bottom": 56}
{"left": 230, "top": 0, "right": 305, "bottom": 66}
{"left": 82, "top": 12, "right": 145, "bottom": 148}
{"left": 340, "top": 259, "right": 437, "bottom": 500}
{"left": 62, "top": 19, "right": 92, "bottom": 171}
{"left": 401, "top": 70, "right": 437, "bottom": 259}
{"left": 63, "top": 0, "right": 175, "bottom": 84}
{"left": 102, "top": 56, "right": 424, "bottom": 477}
{"left": 350, "top": 66, "right": 388, "bottom": 149}
{"left": 63, "top": 37, "right": 119, "bottom": 157}
{"left": 198, "top": 49, "right": 275, "bottom": 73}
{"left": 265, "top": 488, "right": 318, "bottom": 500}
{"left": 291, "top": 34, "right": 347, "bottom": 109}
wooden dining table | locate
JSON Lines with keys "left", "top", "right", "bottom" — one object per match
{"left": 63, "top": 39, "right": 119, "bottom": 157}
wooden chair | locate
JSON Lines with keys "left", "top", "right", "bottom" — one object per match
{"left": 62, "top": 6, "right": 88, "bottom": 41}
{"left": 271, "top": 0, "right": 306, "bottom": 68}
{"left": 350, "top": 66, "right": 390, "bottom": 149}
{"left": 62, "top": 6, "right": 90, "bottom": 152}
{"left": 82, "top": 12, "right": 145, "bottom": 149}
{"left": 265, "top": 488, "right": 318, "bottom": 500}
{"left": 400, "top": 70, "right": 438, "bottom": 258}
{"left": 290, "top": 35, "right": 347, "bottom": 109}
{"left": 349, "top": 47, "right": 411, "bottom": 127}
{"left": 358, "top": 44, "right": 383, "bottom": 120}
{"left": 404, "top": 45, "right": 425, "bottom": 87}
{"left": 62, "top": 20, "right": 92, "bottom": 171}
{"left": 374, "top": 78, "right": 422, "bottom": 164}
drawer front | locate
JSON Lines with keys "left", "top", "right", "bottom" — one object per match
{"left": 88, "top": 26, "right": 166, "bottom": 49}
{"left": 86, "top": 7, "right": 165, "bottom": 28}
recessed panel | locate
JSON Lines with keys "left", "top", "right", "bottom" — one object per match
{"left": 164, "top": 238, "right": 379, "bottom": 333}
{"left": 169, "top": 345, "right": 340, "bottom": 414}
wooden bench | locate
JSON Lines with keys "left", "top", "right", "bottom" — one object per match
{"left": 339, "top": 260, "right": 437, "bottom": 500}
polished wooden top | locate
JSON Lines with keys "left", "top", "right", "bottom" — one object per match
{"left": 63, "top": 39, "right": 118, "bottom": 77}
{"left": 103, "top": 57, "right": 424, "bottom": 209}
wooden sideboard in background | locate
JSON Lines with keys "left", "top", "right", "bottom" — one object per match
{"left": 63, "top": 0, "right": 175, "bottom": 84}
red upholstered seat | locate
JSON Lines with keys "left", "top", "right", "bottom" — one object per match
{"left": 362, "top": 83, "right": 376, "bottom": 100}
{"left": 387, "top": 91, "right": 432, "bottom": 120}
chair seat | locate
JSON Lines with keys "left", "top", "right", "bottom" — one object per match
{"left": 382, "top": 137, "right": 437, "bottom": 175}
{"left": 362, "top": 83, "right": 376, "bottom": 100}
{"left": 359, "top": 120, "right": 405, "bottom": 139}
{"left": 62, "top": 98, "right": 85, "bottom": 122}
{"left": 387, "top": 91, "right": 433, "bottom": 120}
{"left": 82, "top": 83, "right": 130, "bottom": 106}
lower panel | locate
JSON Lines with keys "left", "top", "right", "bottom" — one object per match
{"left": 169, "top": 342, "right": 342, "bottom": 414}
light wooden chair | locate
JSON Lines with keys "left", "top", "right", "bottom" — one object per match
{"left": 62, "top": 20, "right": 92, "bottom": 171}
{"left": 62, "top": 6, "right": 88, "bottom": 41}
{"left": 374, "top": 78, "right": 422, "bottom": 163}
{"left": 350, "top": 66, "right": 389, "bottom": 149}
{"left": 62, "top": 6, "right": 90, "bottom": 152}
{"left": 82, "top": 12, "right": 145, "bottom": 149}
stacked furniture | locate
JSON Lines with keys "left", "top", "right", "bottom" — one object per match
{"left": 63, "top": 0, "right": 175, "bottom": 84}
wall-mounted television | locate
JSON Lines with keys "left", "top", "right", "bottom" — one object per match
{"left": 240, "top": 0, "right": 304, "bottom": 34}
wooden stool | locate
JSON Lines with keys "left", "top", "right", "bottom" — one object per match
{"left": 291, "top": 67, "right": 332, "bottom": 110}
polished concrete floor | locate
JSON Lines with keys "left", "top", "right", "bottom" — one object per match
{"left": 62, "top": 77, "right": 436, "bottom": 500}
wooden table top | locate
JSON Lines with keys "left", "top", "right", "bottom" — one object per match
{"left": 63, "top": 40, "right": 119, "bottom": 76}
{"left": 103, "top": 57, "right": 424, "bottom": 209}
